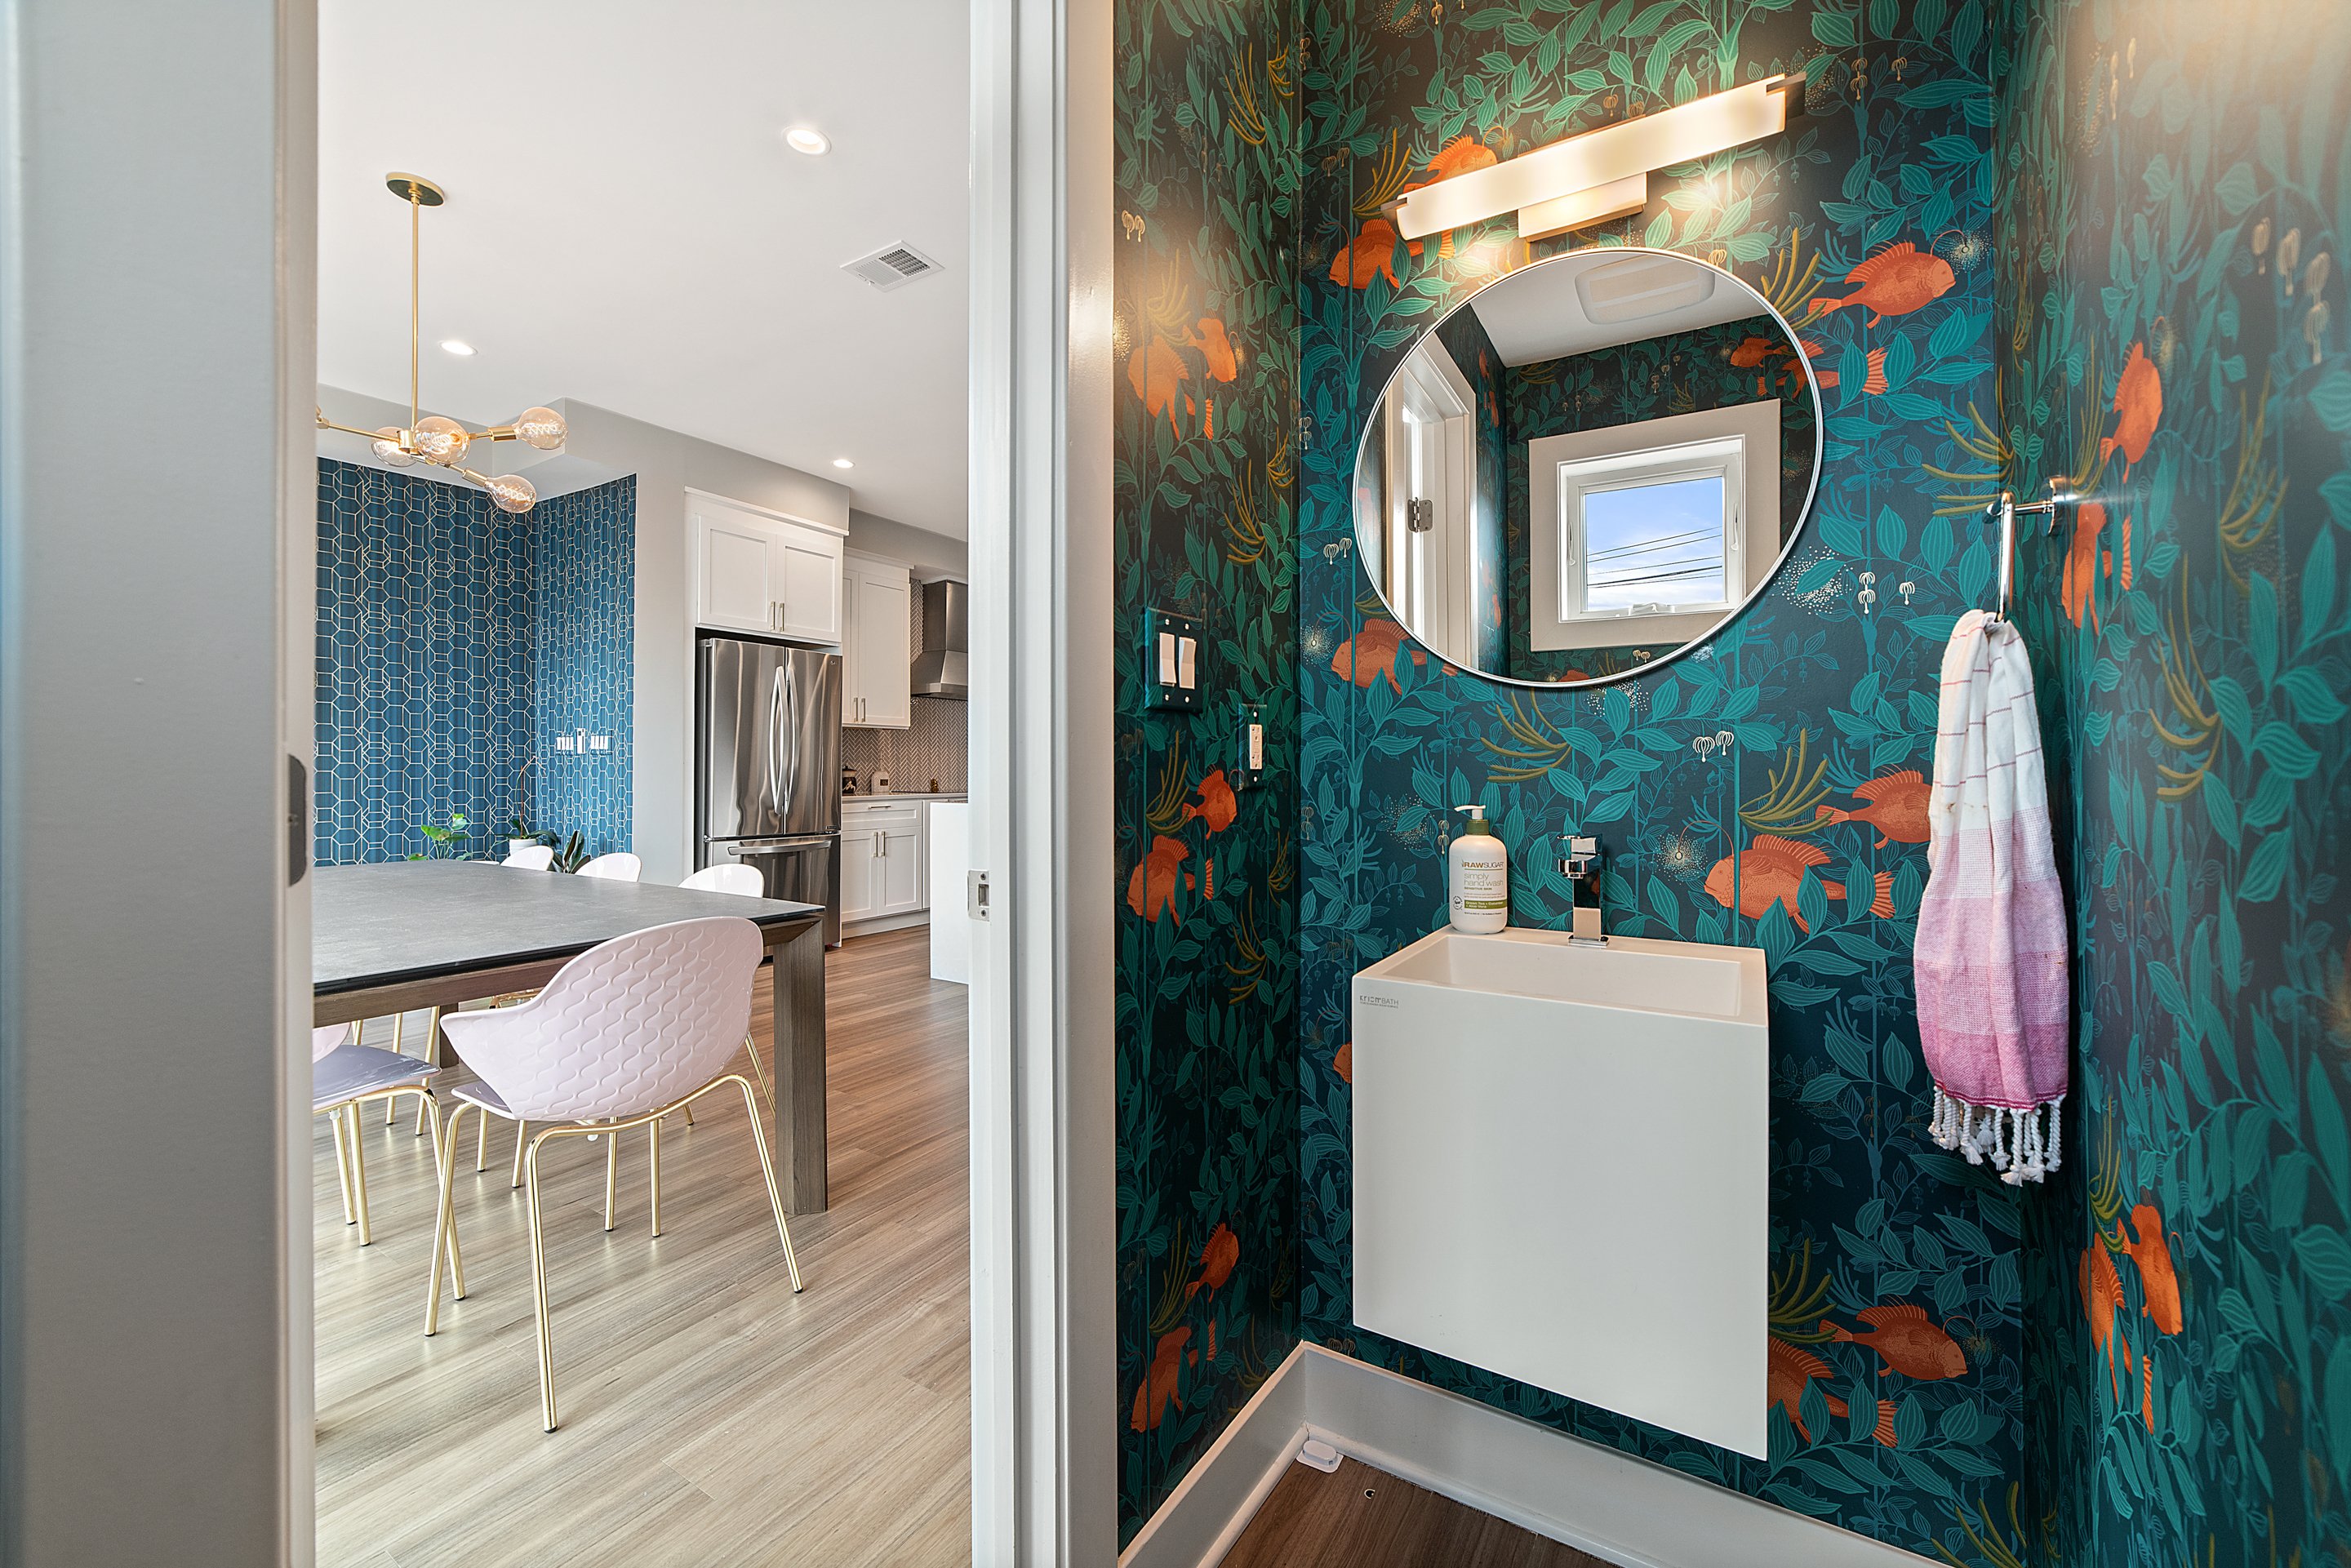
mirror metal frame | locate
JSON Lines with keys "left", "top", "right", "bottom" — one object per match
{"left": 1352, "top": 245, "right": 1827, "bottom": 691}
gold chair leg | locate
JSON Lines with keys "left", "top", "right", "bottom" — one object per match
{"left": 524, "top": 1137, "right": 560, "bottom": 1431}
{"left": 347, "top": 1103, "right": 373, "bottom": 1246}
{"left": 740, "top": 1033, "right": 775, "bottom": 1113}
{"left": 425, "top": 1099, "right": 470, "bottom": 1335}
{"left": 330, "top": 1104, "right": 357, "bottom": 1225}
{"left": 413, "top": 1008, "right": 440, "bottom": 1135}
{"left": 511, "top": 1118, "right": 529, "bottom": 1188}
{"left": 649, "top": 1117, "right": 662, "bottom": 1237}
{"left": 733, "top": 1077, "right": 802, "bottom": 1291}
{"left": 477, "top": 1103, "right": 489, "bottom": 1171}
{"left": 603, "top": 1130, "right": 619, "bottom": 1232}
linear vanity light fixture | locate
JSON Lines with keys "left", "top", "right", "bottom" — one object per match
{"left": 1393, "top": 75, "right": 1805, "bottom": 243}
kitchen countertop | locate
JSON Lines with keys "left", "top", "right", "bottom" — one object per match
{"left": 842, "top": 792, "right": 968, "bottom": 802}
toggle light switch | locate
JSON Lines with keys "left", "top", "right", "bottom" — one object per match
{"left": 1142, "top": 607, "right": 1203, "bottom": 710}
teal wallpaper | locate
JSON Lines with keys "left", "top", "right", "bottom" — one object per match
{"left": 1113, "top": 0, "right": 1304, "bottom": 1542}
{"left": 1998, "top": 0, "right": 2351, "bottom": 1561}
{"left": 1295, "top": 1, "right": 2034, "bottom": 1559}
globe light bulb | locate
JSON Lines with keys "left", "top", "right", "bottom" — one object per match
{"left": 482, "top": 473, "right": 537, "bottom": 514}
{"left": 512, "top": 406, "right": 567, "bottom": 451}
{"left": 412, "top": 414, "right": 471, "bottom": 464}
{"left": 371, "top": 427, "right": 416, "bottom": 466}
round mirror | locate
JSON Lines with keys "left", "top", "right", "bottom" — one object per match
{"left": 1352, "top": 247, "right": 1822, "bottom": 686}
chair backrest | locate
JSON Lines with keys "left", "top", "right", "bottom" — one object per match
{"left": 504, "top": 845, "right": 555, "bottom": 871}
{"left": 313, "top": 1022, "right": 355, "bottom": 1063}
{"left": 680, "top": 863, "right": 764, "bottom": 897}
{"left": 577, "top": 852, "right": 642, "bottom": 882}
{"left": 437, "top": 917, "right": 762, "bottom": 1122}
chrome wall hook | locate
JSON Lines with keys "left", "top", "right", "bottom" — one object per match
{"left": 1978, "top": 479, "right": 2076, "bottom": 620}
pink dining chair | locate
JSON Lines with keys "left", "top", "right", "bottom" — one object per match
{"left": 503, "top": 845, "right": 555, "bottom": 870}
{"left": 427, "top": 915, "right": 800, "bottom": 1430}
{"left": 313, "top": 1022, "right": 463, "bottom": 1313}
{"left": 576, "top": 851, "right": 641, "bottom": 882}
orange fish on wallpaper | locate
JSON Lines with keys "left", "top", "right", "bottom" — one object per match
{"left": 1766, "top": 1339, "right": 1849, "bottom": 1440}
{"left": 1331, "top": 617, "right": 1424, "bottom": 693}
{"left": 1332, "top": 1041, "right": 1353, "bottom": 1083}
{"left": 1187, "top": 1222, "right": 1239, "bottom": 1300}
{"left": 1186, "top": 316, "right": 1239, "bottom": 383}
{"left": 2080, "top": 1245, "right": 2127, "bottom": 1400}
{"left": 1331, "top": 217, "right": 1401, "bottom": 290}
{"left": 2120, "top": 1202, "right": 2183, "bottom": 1335}
{"left": 1183, "top": 767, "right": 1238, "bottom": 833}
{"left": 1815, "top": 770, "right": 1930, "bottom": 847}
{"left": 1130, "top": 1326, "right": 1193, "bottom": 1432}
{"left": 2063, "top": 500, "right": 2108, "bottom": 630}
{"left": 1127, "top": 835, "right": 1189, "bottom": 924}
{"left": 1827, "top": 1304, "right": 1967, "bottom": 1381}
{"left": 1815, "top": 242, "right": 1957, "bottom": 325}
{"left": 2101, "top": 340, "right": 2162, "bottom": 473}
{"left": 1127, "top": 335, "right": 1189, "bottom": 433}
{"left": 1702, "top": 835, "right": 1894, "bottom": 933}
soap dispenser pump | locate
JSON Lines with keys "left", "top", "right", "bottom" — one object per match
{"left": 1447, "top": 805, "right": 1509, "bottom": 935}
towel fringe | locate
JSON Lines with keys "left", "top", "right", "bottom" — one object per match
{"left": 1930, "top": 1088, "right": 2064, "bottom": 1184}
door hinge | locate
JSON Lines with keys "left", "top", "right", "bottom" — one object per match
{"left": 967, "top": 869, "right": 992, "bottom": 922}
{"left": 1406, "top": 496, "right": 1435, "bottom": 533}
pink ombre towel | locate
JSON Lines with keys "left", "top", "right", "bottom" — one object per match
{"left": 1916, "top": 609, "right": 2069, "bottom": 1184}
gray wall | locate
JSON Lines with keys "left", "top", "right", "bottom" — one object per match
{"left": 2, "top": 0, "right": 309, "bottom": 1561}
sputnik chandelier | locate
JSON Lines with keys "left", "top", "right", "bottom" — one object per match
{"left": 315, "top": 174, "right": 567, "bottom": 514}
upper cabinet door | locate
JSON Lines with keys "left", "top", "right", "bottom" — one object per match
{"left": 689, "top": 491, "right": 846, "bottom": 643}
{"left": 842, "top": 555, "right": 913, "bottom": 728}
{"left": 691, "top": 497, "right": 781, "bottom": 635}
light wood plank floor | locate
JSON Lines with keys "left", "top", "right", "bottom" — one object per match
{"left": 1217, "top": 1457, "right": 1617, "bottom": 1568}
{"left": 315, "top": 927, "right": 970, "bottom": 1568}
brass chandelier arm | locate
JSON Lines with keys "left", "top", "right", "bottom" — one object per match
{"left": 316, "top": 414, "right": 402, "bottom": 443}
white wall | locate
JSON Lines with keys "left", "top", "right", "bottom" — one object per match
{"left": 851, "top": 508, "right": 969, "bottom": 580}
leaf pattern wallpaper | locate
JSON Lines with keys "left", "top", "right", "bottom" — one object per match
{"left": 1112, "top": 0, "right": 2351, "bottom": 1560}
{"left": 1114, "top": 0, "right": 1304, "bottom": 1540}
{"left": 1296, "top": 1, "right": 2028, "bottom": 1557}
{"left": 1998, "top": 0, "right": 2351, "bottom": 1561}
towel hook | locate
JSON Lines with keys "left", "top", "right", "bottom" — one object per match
{"left": 1978, "top": 479, "right": 2075, "bottom": 620}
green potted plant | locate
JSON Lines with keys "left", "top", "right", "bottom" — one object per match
{"left": 549, "top": 830, "right": 589, "bottom": 873}
{"left": 506, "top": 814, "right": 551, "bottom": 861}
{"left": 406, "top": 811, "right": 477, "bottom": 860}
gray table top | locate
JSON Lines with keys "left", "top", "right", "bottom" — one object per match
{"left": 313, "top": 860, "right": 823, "bottom": 996}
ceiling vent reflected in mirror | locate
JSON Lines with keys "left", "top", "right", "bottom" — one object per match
{"left": 842, "top": 242, "right": 944, "bottom": 291}
{"left": 1576, "top": 254, "right": 1718, "bottom": 324}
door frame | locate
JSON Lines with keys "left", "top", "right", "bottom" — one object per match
{"left": 0, "top": 1, "right": 1114, "bottom": 1563}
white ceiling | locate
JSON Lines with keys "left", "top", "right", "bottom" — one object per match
{"left": 318, "top": 1, "right": 970, "bottom": 537}
{"left": 1469, "top": 251, "right": 1771, "bottom": 366}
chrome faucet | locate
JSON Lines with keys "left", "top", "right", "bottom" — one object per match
{"left": 1558, "top": 834, "right": 1607, "bottom": 945}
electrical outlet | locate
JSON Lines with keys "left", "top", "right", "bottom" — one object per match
{"left": 1234, "top": 700, "right": 1265, "bottom": 788}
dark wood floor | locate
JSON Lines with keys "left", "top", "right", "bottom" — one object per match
{"left": 1218, "top": 1457, "right": 1617, "bottom": 1568}
{"left": 315, "top": 927, "right": 969, "bottom": 1567}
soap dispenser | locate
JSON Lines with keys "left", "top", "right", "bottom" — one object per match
{"left": 1447, "top": 805, "right": 1509, "bottom": 934}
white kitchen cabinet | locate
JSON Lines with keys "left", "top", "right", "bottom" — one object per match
{"left": 689, "top": 490, "right": 845, "bottom": 644}
{"left": 841, "top": 553, "right": 912, "bottom": 728}
{"left": 841, "top": 798, "right": 927, "bottom": 927}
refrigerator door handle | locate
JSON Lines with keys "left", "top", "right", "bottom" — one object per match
{"left": 765, "top": 664, "right": 785, "bottom": 815}
{"left": 779, "top": 655, "right": 802, "bottom": 813}
{"left": 722, "top": 833, "right": 836, "bottom": 854}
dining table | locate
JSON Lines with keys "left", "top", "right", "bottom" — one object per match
{"left": 312, "top": 860, "right": 834, "bottom": 1212}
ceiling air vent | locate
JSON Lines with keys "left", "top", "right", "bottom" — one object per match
{"left": 842, "top": 242, "right": 942, "bottom": 292}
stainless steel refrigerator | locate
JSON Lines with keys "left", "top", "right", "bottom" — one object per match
{"left": 696, "top": 636, "right": 843, "bottom": 947}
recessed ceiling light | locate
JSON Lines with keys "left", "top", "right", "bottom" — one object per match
{"left": 784, "top": 127, "right": 831, "bottom": 156}
{"left": 440, "top": 339, "right": 475, "bottom": 356}
{"left": 832, "top": 457, "right": 855, "bottom": 469}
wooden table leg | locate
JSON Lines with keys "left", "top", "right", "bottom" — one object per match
{"left": 770, "top": 918, "right": 828, "bottom": 1214}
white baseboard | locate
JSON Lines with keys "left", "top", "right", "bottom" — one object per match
{"left": 840, "top": 910, "right": 930, "bottom": 938}
{"left": 1118, "top": 1344, "right": 1308, "bottom": 1568}
{"left": 1125, "top": 1341, "right": 1940, "bottom": 1568}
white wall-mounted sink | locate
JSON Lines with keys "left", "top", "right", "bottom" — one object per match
{"left": 1352, "top": 926, "right": 1770, "bottom": 1457}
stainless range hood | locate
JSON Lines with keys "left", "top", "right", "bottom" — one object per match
{"left": 909, "top": 577, "right": 968, "bottom": 700}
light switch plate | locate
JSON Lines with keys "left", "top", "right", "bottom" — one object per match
{"left": 1142, "top": 607, "right": 1203, "bottom": 711}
